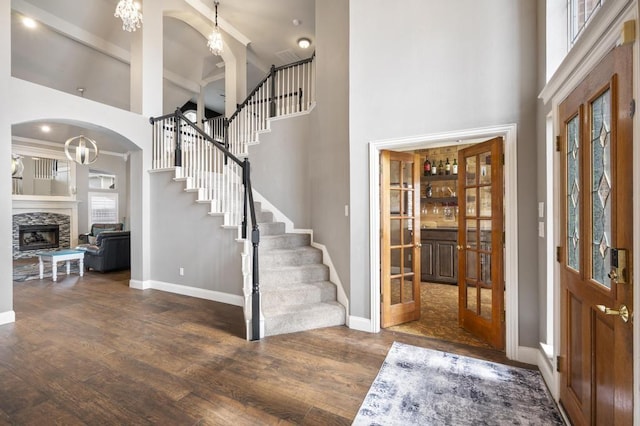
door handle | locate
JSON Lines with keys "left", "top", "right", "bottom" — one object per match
{"left": 415, "top": 242, "right": 422, "bottom": 248}
{"left": 596, "top": 304, "right": 631, "bottom": 323}
{"left": 457, "top": 245, "right": 463, "bottom": 251}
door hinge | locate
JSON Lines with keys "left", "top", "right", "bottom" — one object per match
{"left": 502, "top": 231, "right": 506, "bottom": 245}
{"left": 556, "top": 355, "right": 562, "bottom": 373}
{"left": 501, "top": 310, "right": 506, "bottom": 322}
{"left": 502, "top": 153, "right": 505, "bottom": 165}
{"left": 556, "top": 246, "right": 562, "bottom": 263}
{"left": 631, "top": 99, "right": 636, "bottom": 118}
{"left": 381, "top": 293, "right": 384, "bottom": 303}
{"left": 555, "top": 136, "right": 562, "bottom": 152}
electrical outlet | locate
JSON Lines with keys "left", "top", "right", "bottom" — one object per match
{"left": 538, "top": 222, "right": 544, "bottom": 238}
{"left": 179, "top": 267, "right": 184, "bottom": 276}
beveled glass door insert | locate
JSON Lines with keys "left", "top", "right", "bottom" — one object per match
{"left": 381, "top": 150, "right": 421, "bottom": 327}
{"left": 458, "top": 137, "right": 504, "bottom": 349}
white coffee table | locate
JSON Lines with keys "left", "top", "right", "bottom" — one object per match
{"left": 38, "top": 249, "right": 85, "bottom": 282}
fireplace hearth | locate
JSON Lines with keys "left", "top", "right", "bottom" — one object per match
{"left": 18, "top": 224, "right": 60, "bottom": 251}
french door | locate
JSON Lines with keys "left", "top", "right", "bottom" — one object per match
{"left": 558, "top": 45, "right": 633, "bottom": 425}
{"left": 457, "top": 137, "right": 505, "bottom": 349}
{"left": 380, "top": 150, "right": 422, "bottom": 327}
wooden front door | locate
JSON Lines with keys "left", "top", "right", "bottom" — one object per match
{"left": 559, "top": 45, "right": 633, "bottom": 425}
{"left": 380, "top": 150, "right": 422, "bottom": 327}
{"left": 457, "top": 137, "right": 505, "bottom": 349}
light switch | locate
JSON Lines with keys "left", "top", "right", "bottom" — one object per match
{"left": 538, "top": 222, "right": 545, "bottom": 238}
{"left": 538, "top": 202, "right": 544, "bottom": 218}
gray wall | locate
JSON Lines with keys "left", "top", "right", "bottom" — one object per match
{"left": 76, "top": 154, "right": 129, "bottom": 234}
{"left": 307, "top": 0, "right": 351, "bottom": 294}
{"left": 248, "top": 113, "right": 311, "bottom": 228}
{"left": 149, "top": 170, "right": 243, "bottom": 295}
{"left": 349, "top": 0, "right": 540, "bottom": 346}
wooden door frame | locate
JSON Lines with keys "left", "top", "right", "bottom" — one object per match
{"left": 367, "top": 123, "right": 523, "bottom": 361}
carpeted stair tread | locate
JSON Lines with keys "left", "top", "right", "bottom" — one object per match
{"left": 261, "top": 281, "right": 337, "bottom": 307}
{"left": 257, "top": 221, "right": 285, "bottom": 236}
{"left": 261, "top": 263, "right": 329, "bottom": 286}
{"left": 259, "top": 233, "right": 311, "bottom": 250}
{"left": 263, "top": 301, "right": 346, "bottom": 337}
{"left": 260, "top": 246, "right": 323, "bottom": 268}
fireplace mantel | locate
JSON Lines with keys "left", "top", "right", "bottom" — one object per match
{"left": 12, "top": 195, "right": 80, "bottom": 209}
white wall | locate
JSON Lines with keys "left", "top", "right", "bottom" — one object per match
{"left": 349, "top": 0, "right": 541, "bottom": 346}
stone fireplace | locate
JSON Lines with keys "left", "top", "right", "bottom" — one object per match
{"left": 12, "top": 212, "right": 71, "bottom": 259}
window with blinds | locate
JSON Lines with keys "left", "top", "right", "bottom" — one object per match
{"left": 88, "top": 192, "right": 119, "bottom": 224}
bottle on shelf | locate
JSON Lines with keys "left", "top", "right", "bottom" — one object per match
{"left": 425, "top": 182, "right": 432, "bottom": 198}
{"left": 438, "top": 159, "right": 444, "bottom": 175}
{"left": 423, "top": 157, "right": 431, "bottom": 176}
{"left": 452, "top": 158, "right": 458, "bottom": 175}
{"left": 431, "top": 160, "right": 438, "bottom": 175}
{"left": 445, "top": 158, "right": 451, "bottom": 175}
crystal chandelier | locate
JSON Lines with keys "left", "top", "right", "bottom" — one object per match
{"left": 207, "top": 1, "right": 224, "bottom": 56}
{"left": 114, "top": 0, "right": 143, "bottom": 32}
{"left": 65, "top": 135, "right": 99, "bottom": 165}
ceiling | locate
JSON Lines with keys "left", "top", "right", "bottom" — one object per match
{"left": 10, "top": 0, "right": 315, "bottom": 154}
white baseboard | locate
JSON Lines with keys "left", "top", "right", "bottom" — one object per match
{"left": 537, "top": 348, "right": 557, "bottom": 398}
{"left": 129, "top": 279, "right": 151, "bottom": 290}
{"left": 348, "top": 316, "right": 374, "bottom": 332}
{"left": 0, "top": 310, "right": 16, "bottom": 325}
{"left": 516, "top": 345, "right": 539, "bottom": 365}
{"left": 147, "top": 280, "right": 244, "bottom": 307}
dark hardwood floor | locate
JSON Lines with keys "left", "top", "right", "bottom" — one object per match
{"left": 1, "top": 269, "right": 532, "bottom": 425}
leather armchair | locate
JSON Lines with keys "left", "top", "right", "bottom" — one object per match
{"left": 78, "top": 223, "right": 124, "bottom": 245}
{"left": 81, "top": 231, "right": 130, "bottom": 272}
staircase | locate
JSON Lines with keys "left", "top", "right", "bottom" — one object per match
{"left": 149, "top": 54, "right": 347, "bottom": 339}
{"left": 255, "top": 203, "right": 345, "bottom": 336}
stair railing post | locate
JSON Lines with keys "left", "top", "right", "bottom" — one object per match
{"left": 223, "top": 117, "right": 230, "bottom": 165}
{"left": 269, "top": 65, "right": 276, "bottom": 118}
{"left": 251, "top": 223, "right": 260, "bottom": 341}
{"left": 241, "top": 158, "right": 249, "bottom": 240}
{"left": 174, "top": 108, "right": 182, "bottom": 167}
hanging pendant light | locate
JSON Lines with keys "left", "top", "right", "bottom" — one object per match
{"left": 65, "top": 135, "right": 99, "bottom": 165}
{"left": 207, "top": 1, "right": 224, "bottom": 56}
{"left": 115, "top": 0, "right": 143, "bottom": 32}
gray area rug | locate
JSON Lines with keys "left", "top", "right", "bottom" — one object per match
{"left": 353, "top": 342, "right": 564, "bottom": 426}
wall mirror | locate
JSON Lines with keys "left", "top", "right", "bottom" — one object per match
{"left": 89, "top": 169, "right": 116, "bottom": 190}
{"left": 12, "top": 154, "right": 72, "bottom": 196}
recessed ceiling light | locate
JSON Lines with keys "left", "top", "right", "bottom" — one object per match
{"left": 40, "top": 125, "right": 51, "bottom": 133}
{"left": 292, "top": 19, "right": 301, "bottom": 26}
{"left": 22, "top": 17, "right": 37, "bottom": 29}
{"left": 297, "top": 38, "right": 311, "bottom": 49}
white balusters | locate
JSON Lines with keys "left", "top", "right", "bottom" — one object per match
{"left": 151, "top": 57, "right": 315, "bottom": 228}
